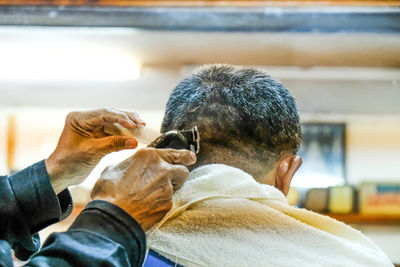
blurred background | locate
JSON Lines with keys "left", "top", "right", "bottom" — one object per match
{"left": 0, "top": 0, "right": 399, "bottom": 264}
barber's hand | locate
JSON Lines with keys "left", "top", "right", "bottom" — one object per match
{"left": 46, "top": 108, "right": 145, "bottom": 194}
{"left": 91, "top": 148, "right": 196, "bottom": 231}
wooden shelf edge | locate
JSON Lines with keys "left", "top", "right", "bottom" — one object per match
{"left": 321, "top": 213, "right": 400, "bottom": 224}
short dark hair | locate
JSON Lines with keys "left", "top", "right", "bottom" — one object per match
{"left": 161, "top": 64, "right": 301, "bottom": 176}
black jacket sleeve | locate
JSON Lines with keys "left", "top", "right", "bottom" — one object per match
{"left": 26, "top": 200, "right": 147, "bottom": 267}
{"left": 0, "top": 160, "right": 73, "bottom": 261}
{"left": 1, "top": 161, "right": 146, "bottom": 267}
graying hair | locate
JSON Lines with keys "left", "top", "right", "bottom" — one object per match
{"left": 161, "top": 64, "right": 301, "bottom": 179}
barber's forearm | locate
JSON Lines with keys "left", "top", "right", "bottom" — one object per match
{"left": 28, "top": 200, "right": 147, "bottom": 267}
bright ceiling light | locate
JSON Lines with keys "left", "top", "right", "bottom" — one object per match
{"left": 0, "top": 42, "right": 140, "bottom": 81}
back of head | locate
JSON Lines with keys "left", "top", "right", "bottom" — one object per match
{"left": 161, "top": 64, "right": 301, "bottom": 181}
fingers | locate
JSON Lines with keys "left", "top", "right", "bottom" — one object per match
{"left": 168, "top": 165, "right": 190, "bottom": 191}
{"left": 101, "top": 108, "right": 138, "bottom": 129}
{"left": 157, "top": 148, "right": 197, "bottom": 166}
{"left": 132, "top": 148, "right": 194, "bottom": 191}
{"left": 157, "top": 149, "right": 194, "bottom": 191}
{"left": 102, "top": 108, "right": 146, "bottom": 128}
{"left": 123, "top": 109, "right": 146, "bottom": 126}
{"left": 69, "top": 107, "right": 146, "bottom": 133}
{"left": 93, "top": 135, "right": 138, "bottom": 155}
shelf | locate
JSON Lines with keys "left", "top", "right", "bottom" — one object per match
{"left": 321, "top": 213, "right": 400, "bottom": 225}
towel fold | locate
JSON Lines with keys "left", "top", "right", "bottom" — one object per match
{"left": 148, "top": 164, "right": 393, "bottom": 267}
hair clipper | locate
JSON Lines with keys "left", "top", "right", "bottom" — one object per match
{"left": 104, "top": 123, "right": 200, "bottom": 154}
{"left": 148, "top": 126, "right": 200, "bottom": 154}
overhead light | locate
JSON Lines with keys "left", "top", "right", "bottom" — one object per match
{"left": 0, "top": 42, "right": 140, "bottom": 81}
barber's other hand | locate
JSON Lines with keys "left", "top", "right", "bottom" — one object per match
{"left": 46, "top": 108, "right": 145, "bottom": 194}
{"left": 91, "top": 148, "right": 196, "bottom": 231}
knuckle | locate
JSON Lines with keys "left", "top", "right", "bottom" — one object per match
{"left": 171, "top": 152, "right": 179, "bottom": 161}
{"left": 101, "top": 107, "right": 110, "bottom": 114}
{"left": 181, "top": 166, "right": 190, "bottom": 175}
{"left": 103, "top": 107, "right": 117, "bottom": 117}
{"left": 181, "top": 170, "right": 190, "bottom": 180}
{"left": 160, "top": 150, "right": 178, "bottom": 163}
{"left": 175, "top": 165, "right": 189, "bottom": 176}
{"left": 111, "top": 137, "right": 123, "bottom": 149}
{"left": 132, "top": 111, "right": 140, "bottom": 118}
{"left": 116, "top": 112, "right": 130, "bottom": 121}
{"left": 165, "top": 148, "right": 177, "bottom": 155}
{"left": 157, "top": 167, "right": 171, "bottom": 181}
{"left": 164, "top": 200, "right": 173, "bottom": 210}
{"left": 135, "top": 148, "right": 158, "bottom": 161}
{"left": 122, "top": 113, "right": 130, "bottom": 120}
{"left": 184, "top": 168, "right": 190, "bottom": 177}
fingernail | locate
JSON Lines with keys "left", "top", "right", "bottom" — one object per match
{"left": 138, "top": 120, "right": 146, "bottom": 126}
{"left": 125, "top": 139, "right": 136, "bottom": 148}
{"left": 190, "top": 152, "right": 197, "bottom": 161}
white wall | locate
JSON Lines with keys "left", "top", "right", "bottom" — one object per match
{"left": 347, "top": 120, "right": 400, "bottom": 185}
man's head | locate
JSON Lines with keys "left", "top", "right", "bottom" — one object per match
{"left": 161, "top": 64, "right": 302, "bottom": 195}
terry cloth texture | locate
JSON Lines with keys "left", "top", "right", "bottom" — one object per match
{"left": 147, "top": 164, "right": 393, "bottom": 267}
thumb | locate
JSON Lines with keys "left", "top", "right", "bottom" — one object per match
{"left": 94, "top": 136, "right": 138, "bottom": 154}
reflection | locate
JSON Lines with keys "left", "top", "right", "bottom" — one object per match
{"left": 292, "top": 123, "right": 345, "bottom": 188}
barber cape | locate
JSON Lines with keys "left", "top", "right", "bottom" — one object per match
{"left": 147, "top": 164, "right": 393, "bottom": 267}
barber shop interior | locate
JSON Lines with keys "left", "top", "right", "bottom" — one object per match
{"left": 0, "top": 1, "right": 399, "bottom": 266}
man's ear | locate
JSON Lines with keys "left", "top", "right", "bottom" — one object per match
{"left": 275, "top": 155, "right": 302, "bottom": 196}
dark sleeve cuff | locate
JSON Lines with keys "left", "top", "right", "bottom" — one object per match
{"left": 0, "top": 240, "right": 13, "bottom": 267}
{"left": 8, "top": 160, "right": 73, "bottom": 234}
{"left": 69, "top": 200, "right": 147, "bottom": 267}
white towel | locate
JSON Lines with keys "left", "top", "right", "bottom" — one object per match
{"left": 147, "top": 164, "right": 393, "bottom": 267}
